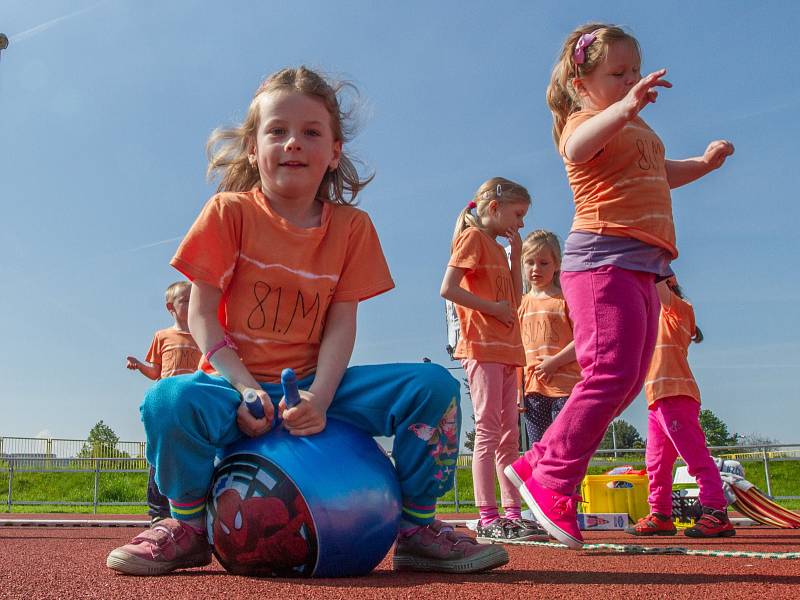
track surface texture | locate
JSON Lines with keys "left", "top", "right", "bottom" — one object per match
{"left": 2, "top": 514, "right": 799, "bottom": 599}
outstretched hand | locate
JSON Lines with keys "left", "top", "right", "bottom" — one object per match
{"left": 126, "top": 356, "right": 142, "bottom": 370}
{"left": 703, "top": 139, "right": 735, "bottom": 170}
{"left": 621, "top": 69, "right": 672, "bottom": 119}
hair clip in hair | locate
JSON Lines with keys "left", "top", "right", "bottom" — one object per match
{"left": 574, "top": 30, "right": 601, "bottom": 65}
{"left": 496, "top": 184, "right": 503, "bottom": 197}
{"left": 467, "top": 201, "right": 477, "bottom": 210}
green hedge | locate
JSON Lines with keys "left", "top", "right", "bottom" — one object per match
{"left": 2, "top": 458, "right": 798, "bottom": 514}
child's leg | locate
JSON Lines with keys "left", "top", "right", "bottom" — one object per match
{"left": 326, "top": 363, "right": 509, "bottom": 572}
{"left": 460, "top": 360, "right": 505, "bottom": 523}
{"left": 141, "top": 372, "right": 246, "bottom": 521}
{"left": 646, "top": 402, "right": 680, "bottom": 515}
{"left": 496, "top": 365, "right": 522, "bottom": 514}
{"left": 525, "top": 266, "right": 659, "bottom": 495}
{"left": 107, "top": 372, "right": 244, "bottom": 575}
{"left": 147, "top": 465, "right": 171, "bottom": 522}
{"left": 655, "top": 396, "right": 727, "bottom": 511}
{"left": 523, "top": 393, "right": 554, "bottom": 445}
{"left": 325, "top": 362, "right": 461, "bottom": 526}
{"left": 550, "top": 395, "right": 568, "bottom": 424}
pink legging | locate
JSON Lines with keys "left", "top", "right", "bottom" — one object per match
{"left": 524, "top": 266, "right": 660, "bottom": 495}
{"left": 647, "top": 396, "right": 727, "bottom": 513}
{"left": 462, "top": 360, "right": 521, "bottom": 509}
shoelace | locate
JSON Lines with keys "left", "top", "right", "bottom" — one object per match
{"left": 550, "top": 494, "right": 582, "bottom": 517}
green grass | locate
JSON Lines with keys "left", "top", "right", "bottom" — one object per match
{"left": 0, "top": 470, "right": 150, "bottom": 514}
{"left": 3, "top": 458, "right": 799, "bottom": 515}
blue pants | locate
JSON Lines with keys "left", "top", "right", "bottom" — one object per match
{"left": 141, "top": 363, "right": 461, "bottom": 518}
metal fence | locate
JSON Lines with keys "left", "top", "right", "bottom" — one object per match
{"left": 2, "top": 437, "right": 799, "bottom": 513}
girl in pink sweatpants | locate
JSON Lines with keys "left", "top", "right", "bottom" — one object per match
{"left": 505, "top": 23, "right": 734, "bottom": 549}
{"left": 629, "top": 277, "right": 734, "bottom": 538}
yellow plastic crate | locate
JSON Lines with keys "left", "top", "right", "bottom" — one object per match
{"left": 580, "top": 474, "right": 650, "bottom": 521}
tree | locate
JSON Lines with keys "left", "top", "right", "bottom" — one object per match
{"left": 736, "top": 432, "right": 778, "bottom": 447}
{"left": 77, "top": 420, "right": 127, "bottom": 458}
{"left": 464, "top": 414, "right": 476, "bottom": 452}
{"left": 699, "top": 409, "right": 738, "bottom": 447}
{"left": 599, "top": 419, "right": 644, "bottom": 450}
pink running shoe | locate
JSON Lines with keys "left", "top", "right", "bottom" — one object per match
{"left": 503, "top": 467, "right": 583, "bottom": 549}
{"left": 503, "top": 456, "right": 532, "bottom": 489}
{"left": 106, "top": 518, "right": 212, "bottom": 575}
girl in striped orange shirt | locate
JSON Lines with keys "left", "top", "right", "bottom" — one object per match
{"left": 628, "top": 277, "right": 734, "bottom": 538}
{"left": 505, "top": 23, "right": 734, "bottom": 549}
{"left": 518, "top": 231, "right": 580, "bottom": 446}
{"left": 440, "top": 177, "right": 538, "bottom": 542}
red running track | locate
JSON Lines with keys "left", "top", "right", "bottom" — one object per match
{"left": 2, "top": 515, "right": 800, "bottom": 600}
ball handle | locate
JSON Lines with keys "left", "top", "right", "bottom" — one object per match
{"left": 281, "top": 368, "right": 301, "bottom": 408}
{"left": 242, "top": 389, "right": 265, "bottom": 419}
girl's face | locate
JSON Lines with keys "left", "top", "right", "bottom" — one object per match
{"left": 524, "top": 247, "right": 558, "bottom": 289}
{"left": 487, "top": 200, "right": 528, "bottom": 238}
{"left": 576, "top": 39, "right": 641, "bottom": 111}
{"left": 252, "top": 91, "right": 342, "bottom": 202}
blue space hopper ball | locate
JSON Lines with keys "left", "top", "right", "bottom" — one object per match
{"left": 206, "top": 369, "right": 402, "bottom": 577}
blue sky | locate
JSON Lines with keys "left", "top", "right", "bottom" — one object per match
{"left": 1, "top": 1, "right": 798, "bottom": 446}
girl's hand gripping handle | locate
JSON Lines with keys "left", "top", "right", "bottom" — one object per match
{"left": 243, "top": 388, "right": 266, "bottom": 419}
{"left": 281, "top": 368, "right": 301, "bottom": 409}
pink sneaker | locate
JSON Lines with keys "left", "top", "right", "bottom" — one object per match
{"left": 393, "top": 520, "right": 509, "bottom": 573}
{"left": 503, "top": 456, "right": 532, "bottom": 488}
{"left": 106, "top": 518, "right": 212, "bottom": 575}
{"left": 503, "top": 468, "right": 583, "bottom": 549}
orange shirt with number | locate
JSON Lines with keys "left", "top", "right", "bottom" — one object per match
{"left": 171, "top": 187, "right": 394, "bottom": 381}
{"left": 560, "top": 110, "right": 676, "bottom": 258}
{"left": 449, "top": 227, "right": 525, "bottom": 366}
{"left": 643, "top": 292, "right": 701, "bottom": 406}
{"left": 518, "top": 292, "right": 581, "bottom": 397}
{"left": 145, "top": 328, "right": 202, "bottom": 379}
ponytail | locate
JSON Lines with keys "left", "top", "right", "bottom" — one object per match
{"left": 452, "top": 177, "right": 531, "bottom": 251}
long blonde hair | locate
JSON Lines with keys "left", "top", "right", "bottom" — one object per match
{"left": 452, "top": 177, "right": 531, "bottom": 250}
{"left": 522, "top": 230, "right": 562, "bottom": 288}
{"left": 206, "top": 66, "right": 373, "bottom": 204}
{"left": 546, "top": 24, "right": 641, "bottom": 147}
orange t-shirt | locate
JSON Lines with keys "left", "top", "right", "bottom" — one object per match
{"left": 145, "top": 328, "right": 202, "bottom": 379}
{"left": 560, "top": 110, "right": 676, "bottom": 258}
{"left": 171, "top": 187, "right": 395, "bottom": 381}
{"left": 643, "top": 293, "right": 701, "bottom": 406}
{"left": 449, "top": 227, "right": 525, "bottom": 366}
{"left": 518, "top": 292, "right": 581, "bottom": 397}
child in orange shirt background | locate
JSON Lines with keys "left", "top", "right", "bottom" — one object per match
{"left": 126, "top": 280, "right": 202, "bottom": 525}
{"left": 517, "top": 230, "right": 580, "bottom": 447}
{"left": 127, "top": 281, "right": 201, "bottom": 381}
{"left": 108, "top": 66, "right": 507, "bottom": 576}
{"left": 627, "top": 276, "right": 734, "bottom": 538}
{"left": 440, "top": 177, "right": 540, "bottom": 542}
